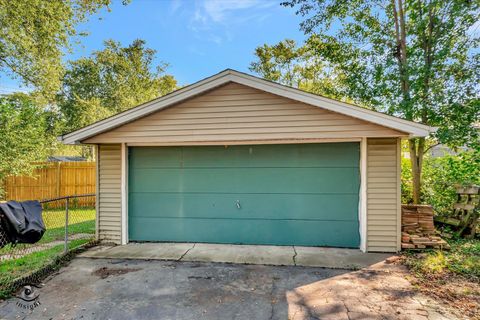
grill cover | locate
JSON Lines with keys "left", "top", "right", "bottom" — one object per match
{"left": 0, "top": 201, "right": 45, "bottom": 244}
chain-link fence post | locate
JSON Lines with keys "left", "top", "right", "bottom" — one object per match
{"left": 64, "top": 197, "right": 69, "bottom": 253}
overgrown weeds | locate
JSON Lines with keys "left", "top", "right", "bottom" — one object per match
{"left": 404, "top": 239, "right": 480, "bottom": 280}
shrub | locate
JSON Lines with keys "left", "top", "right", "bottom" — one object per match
{"left": 402, "top": 148, "right": 480, "bottom": 215}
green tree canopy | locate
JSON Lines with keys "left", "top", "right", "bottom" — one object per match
{"left": 58, "top": 39, "right": 177, "bottom": 132}
{"left": 0, "top": 0, "right": 120, "bottom": 100}
{"left": 266, "top": 0, "right": 480, "bottom": 203}
{"left": 250, "top": 39, "right": 347, "bottom": 100}
{"left": 0, "top": 94, "right": 57, "bottom": 196}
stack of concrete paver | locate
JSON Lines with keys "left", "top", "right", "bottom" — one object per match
{"left": 401, "top": 205, "right": 450, "bottom": 250}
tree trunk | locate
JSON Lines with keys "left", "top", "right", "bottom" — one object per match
{"left": 409, "top": 137, "right": 425, "bottom": 204}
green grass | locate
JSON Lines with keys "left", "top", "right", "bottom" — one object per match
{"left": 42, "top": 208, "right": 96, "bottom": 229}
{"left": 0, "top": 238, "right": 91, "bottom": 298}
{"left": 39, "top": 219, "right": 95, "bottom": 243}
{"left": 0, "top": 219, "right": 95, "bottom": 255}
{"left": 0, "top": 207, "right": 96, "bottom": 299}
{"left": 0, "top": 207, "right": 95, "bottom": 254}
{"left": 404, "top": 239, "right": 480, "bottom": 280}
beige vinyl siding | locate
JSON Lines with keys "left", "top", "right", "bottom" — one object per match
{"left": 366, "top": 138, "right": 401, "bottom": 252}
{"left": 97, "top": 144, "right": 122, "bottom": 243}
{"left": 84, "top": 83, "right": 407, "bottom": 144}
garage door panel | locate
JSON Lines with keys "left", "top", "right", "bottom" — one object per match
{"left": 129, "top": 193, "right": 359, "bottom": 221}
{"left": 129, "top": 217, "right": 360, "bottom": 247}
{"left": 129, "top": 144, "right": 359, "bottom": 169}
{"left": 128, "top": 143, "right": 360, "bottom": 248}
{"left": 129, "top": 167, "right": 359, "bottom": 194}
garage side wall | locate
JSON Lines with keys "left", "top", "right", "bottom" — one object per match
{"left": 366, "top": 138, "right": 401, "bottom": 252}
{"left": 97, "top": 144, "right": 122, "bottom": 244}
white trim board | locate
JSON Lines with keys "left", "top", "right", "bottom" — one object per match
{"left": 396, "top": 138, "right": 402, "bottom": 252}
{"left": 95, "top": 145, "right": 100, "bottom": 241}
{"left": 359, "top": 137, "right": 368, "bottom": 252}
{"left": 121, "top": 143, "right": 128, "bottom": 245}
{"left": 59, "top": 69, "right": 435, "bottom": 145}
{"left": 125, "top": 138, "right": 362, "bottom": 147}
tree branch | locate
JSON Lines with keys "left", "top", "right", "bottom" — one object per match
{"left": 423, "top": 142, "right": 441, "bottom": 154}
{"left": 0, "top": 56, "right": 38, "bottom": 88}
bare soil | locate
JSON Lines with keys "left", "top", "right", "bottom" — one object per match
{"left": 409, "top": 275, "right": 480, "bottom": 319}
{"left": 401, "top": 254, "right": 480, "bottom": 320}
{"left": 92, "top": 266, "right": 140, "bottom": 279}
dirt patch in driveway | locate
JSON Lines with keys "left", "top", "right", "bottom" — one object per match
{"left": 92, "top": 266, "right": 141, "bottom": 279}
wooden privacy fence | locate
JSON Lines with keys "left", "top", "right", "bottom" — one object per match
{"left": 2, "top": 162, "right": 96, "bottom": 206}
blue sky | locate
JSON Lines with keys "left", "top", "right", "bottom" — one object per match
{"left": 0, "top": 0, "right": 307, "bottom": 93}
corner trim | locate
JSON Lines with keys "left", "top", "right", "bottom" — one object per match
{"left": 396, "top": 138, "right": 402, "bottom": 251}
{"left": 121, "top": 143, "right": 128, "bottom": 245}
{"left": 95, "top": 145, "right": 99, "bottom": 241}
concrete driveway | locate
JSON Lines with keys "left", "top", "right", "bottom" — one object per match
{"left": 0, "top": 254, "right": 457, "bottom": 319}
{"left": 78, "top": 243, "right": 393, "bottom": 269}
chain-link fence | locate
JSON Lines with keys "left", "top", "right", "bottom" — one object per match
{"left": 0, "top": 194, "right": 96, "bottom": 298}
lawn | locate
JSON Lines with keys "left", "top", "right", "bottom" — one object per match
{"left": 0, "top": 208, "right": 95, "bottom": 254}
{"left": 0, "top": 208, "right": 96, "bottom": 299}
{"left": 42, "top": 208, "right": 96, "bottom": 229}
{"left": 39, "top": 219, "right": 95, "bottom": 243}
{"left": 403, "top": 239, "right": 480, "bottom": 319}
{"left": 0, "top": 238, "right": 92, "bottom": 299}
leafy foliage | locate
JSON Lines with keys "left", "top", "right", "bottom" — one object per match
{"left": 423, "top": 149, "right": 480, "bottom": 214}
{"left": 58, "top": 39, "right": 177, "bottom": 132}
{"left": 250, "top": 39, "right": 348, "bottom": 101}
{"left": 402, "top": 147, "right": 480, "bottom": 212}
{"left": 275, "top": 0, "right": 480, "bottom": 203}
{"left": 0, "top": 0, "right": 117, "bottom": 100}
{"left": 283, "top": 0, "right": 480, "bottom": 123}
{"left": 0, "top": 94, "right": 57, "bottom": 196}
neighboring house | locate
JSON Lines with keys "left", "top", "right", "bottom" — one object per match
{"left": 59, "top": 69, "right": 434, "bottom": 253}
{"left": 428, "top": 145, "right": 472, "bottom": 158}
{"left": 402, "top": 145, "right": 470, "bottom": 159}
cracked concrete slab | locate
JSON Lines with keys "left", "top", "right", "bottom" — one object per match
{"left": 293, "top": 246, "right": 392, "bottom": 269}
{"left": 78, "top": 243, "right": 194, "bottom": 261}
{"left": 78, "top": 243, "right": 393, "bottom": 269}
{"left": 181, "top": 243, "right": 296, "bottom": 265}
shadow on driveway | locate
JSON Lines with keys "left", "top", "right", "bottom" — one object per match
{"left": 0, "top": 258, "right": 456, "bottom": 319}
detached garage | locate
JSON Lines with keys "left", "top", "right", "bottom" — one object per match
{"left": 60, "top": 69, "right": 433, "bottom": 252}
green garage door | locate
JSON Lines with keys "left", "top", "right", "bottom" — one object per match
{"left": 128, "top": 143, "right": 360, "bottom": 247}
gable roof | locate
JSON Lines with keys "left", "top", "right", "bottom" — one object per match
{"left": 59, "top": 69, "right": 435, "bottom": 144}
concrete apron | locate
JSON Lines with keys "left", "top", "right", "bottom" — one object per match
{"left": 79, "top": 243, "right": 394, "bottom": 270}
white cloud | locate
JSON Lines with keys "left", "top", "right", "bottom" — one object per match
{"left": 200, "top": 0, "right": 274, "bottom": 23}
{"left": 187, "top": 0, "right": 277, "bottom": 44}
{"left": 169, "top": 0, "right": 182, "bottom": 14}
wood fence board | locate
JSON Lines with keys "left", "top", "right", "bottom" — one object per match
{"left": 2, "top": 162, "right": 96, "bottom": 205}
